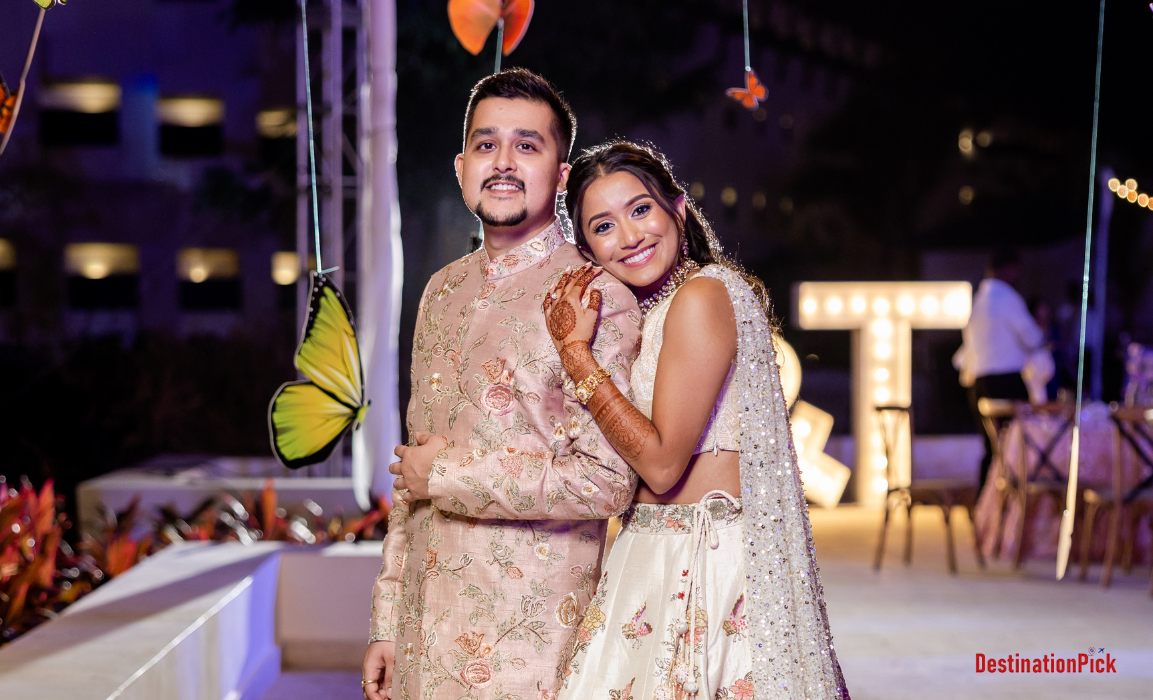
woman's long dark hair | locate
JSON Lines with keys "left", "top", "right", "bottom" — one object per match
{"left": 565, "top": 140, "right": 774, "bottom": 321}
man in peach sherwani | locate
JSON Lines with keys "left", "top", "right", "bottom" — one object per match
{"left": 362, "top": 69, "right": 641, "bottom": 700}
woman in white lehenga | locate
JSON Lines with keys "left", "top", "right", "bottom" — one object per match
{"left": 541, "top": 141, "right": 849, "bottom": 700}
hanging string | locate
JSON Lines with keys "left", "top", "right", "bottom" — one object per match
{"left": 494, "top": 19, "right": 505, "bottom": 73}
{"left": 1057, "top": 0, "right": 1106, "bottom": 580}
{"left": 300, "top": 0, "right": 324, "bottom": 273}
{"left": 741, "top": 0, "right": 751, "bottom": 71}
{"left": 0, "top": 8, "right": 46, "bottom": 156}
{"left": 473, "top": 19, "right": 508, "bottom": 249}
{"left": 1076, "top": 0, "right": 1106, "bottom": 412}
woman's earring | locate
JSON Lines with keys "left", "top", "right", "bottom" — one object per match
{"left": 681, "top": 238, "right": 690, "bottom": 260}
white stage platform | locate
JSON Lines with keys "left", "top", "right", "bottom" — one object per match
{"left": 0, "top": 541, "right": 381, "bottom": 700}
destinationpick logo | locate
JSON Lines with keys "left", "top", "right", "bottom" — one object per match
{"left": 975, "top": 648, "right": 1117, "bottom": 674}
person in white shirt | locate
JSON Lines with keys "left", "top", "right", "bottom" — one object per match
{"left": 953, "top": 249, "right": 1044, "bottom": 488}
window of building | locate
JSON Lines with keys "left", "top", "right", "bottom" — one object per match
{"left": 39, "top": 81, "right": 121, "bottom": 146}
{"left": 158, "top": 97, "right": 224, "bottom": 157}
{"left": 271, "top": 251, "right": 302, "bottom": 310}
{"left": 257, "top": 108, "right": 296, "bottom": 168}
{"left": 64, "top": 243, "right": 140, "bottom": 309}
{"left": 0, "top": 239, "right": 15, "bottom": 307}
{"left": 178, "top": 247, "right": 241, "bottom": 310}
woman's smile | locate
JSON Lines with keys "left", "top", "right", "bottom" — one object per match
{"left": 619, "top": 244, "right": 658, "bottom": 267}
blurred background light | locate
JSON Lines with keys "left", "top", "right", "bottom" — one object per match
{"left": 65, "top": 243, "right": 140, "bottom": 279}
{"left": 0, "top": 239, "right": 16, "bottom": 271}
{"left": 39, "top": 80, "right": 122, "bottom": 113}
{"left": 158, "top": 97, "right": 225, "bottom": 127}
{"left": 177, "top": 248, "right": 240, "bottom": 283}
{"left": 256, "top": 108, "right": 297, "bottom": 138}
{"left": 272, "top": 252, "right": 300, "bottom": 286}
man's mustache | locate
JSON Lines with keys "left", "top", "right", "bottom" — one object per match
{"left": 481, "top": 175, "right": 525, "bottom": 191}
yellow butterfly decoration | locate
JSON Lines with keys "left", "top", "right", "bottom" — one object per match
{"left": 268, "top": 273, "right": 370, "bottom": 469}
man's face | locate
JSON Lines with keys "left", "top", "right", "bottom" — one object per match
{"left": 455, "top": 97, "right": 569, "bottom": 231}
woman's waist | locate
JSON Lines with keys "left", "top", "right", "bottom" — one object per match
{"left": 633, "top": 450, "right": 741, "bottom": 505}
{"left": 621, "top": 492, "right": 742, "bottom": 534}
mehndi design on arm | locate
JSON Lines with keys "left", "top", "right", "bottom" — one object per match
{"left": 589, "top": 388, "right": 650, "bottom": 462}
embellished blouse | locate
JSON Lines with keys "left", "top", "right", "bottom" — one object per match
{"left": 631, "top": 265, "right": 740, "bottom": 454}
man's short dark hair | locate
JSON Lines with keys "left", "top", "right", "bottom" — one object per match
{"left": 462, "top": 68, "right": 577, "bottom": 160}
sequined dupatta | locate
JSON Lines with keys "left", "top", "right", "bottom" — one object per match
{"left": 696, "top": 265, "right": 850, "bottom": 700}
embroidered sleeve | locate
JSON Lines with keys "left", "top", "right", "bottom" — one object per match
{"left": 369, "top": 492, "right": 409, "bottom": 642}
{"left": 369, "top": 277, "right": 435, "bottom": 643}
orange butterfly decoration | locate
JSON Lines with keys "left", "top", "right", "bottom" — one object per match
{"left": 725, "top": 68, "right": 767, "bottom": 110}
{"left": 448, "top": 0, "right": 535, "bottom": 56}
{"left": 0, "top": 76, "right": 17, "bottom": 138}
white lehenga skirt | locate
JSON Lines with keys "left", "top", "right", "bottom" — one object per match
{"left": 556, "top": 493, "right": 751, "bottom": 700}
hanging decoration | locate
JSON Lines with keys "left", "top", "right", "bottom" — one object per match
{"left": 725, "top": 0, "right": 766, "bottom": 110}
{"left": 448, "top": 0, "right": 534, "bottom": 58}
{"left": 268, "top": 0, "right": 370, "bottom": 470}
{"left": 1056, "top": 0, "right": 1106, "bottom": 581}
{"left": 0, "top": 0, "right": 64, "bottom": 156}
{"left": 268, "top": 274, "right": 370, "bottom": 469}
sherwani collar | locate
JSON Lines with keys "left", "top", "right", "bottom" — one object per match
{"left": 480, "top": 220, "right": 566, "bottom": 281}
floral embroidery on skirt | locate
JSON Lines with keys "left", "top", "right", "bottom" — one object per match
{"left": 557, "top": 496, "right": 748, "bottom": 700}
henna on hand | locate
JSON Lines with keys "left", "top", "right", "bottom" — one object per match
{"left": 547, "top": 300, "right": 578, "bottom": 341}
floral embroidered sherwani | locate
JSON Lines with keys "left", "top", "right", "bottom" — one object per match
{"left": 370, "top": 221, "right": 643, "bottom": 700}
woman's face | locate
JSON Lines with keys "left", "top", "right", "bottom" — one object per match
{"left": 578, "top": 171, "right": 685, "bottom": 299}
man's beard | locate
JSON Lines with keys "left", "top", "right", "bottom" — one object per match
{"left": 474, "top": 175, "right": 528, "bottom": 227}
{"left": 475, "top": 201, "right": 528, "bottom": 228}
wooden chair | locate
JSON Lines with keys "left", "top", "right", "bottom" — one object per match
{"left": 1081, "top": 405, "right": 1153, "bottom": 590}
{"left": 976, "top": 398, "right": 1022, "bottom": 558}
{"left": 873, "top": 405, "right": 986, "bottom": 574}
{"left": 1009, "top": 402, "right": 1077, "bottom": 569}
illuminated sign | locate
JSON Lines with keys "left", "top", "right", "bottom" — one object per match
{"left": 795, "top": 281, "right": 972, "bottom": 506}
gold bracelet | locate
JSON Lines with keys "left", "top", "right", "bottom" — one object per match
{"left": 573, "top": 367, "right": 611, "bottom": 404}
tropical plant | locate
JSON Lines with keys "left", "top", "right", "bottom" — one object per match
{"left": 1, "top": 476, "right": 390, "bottom": 649}
{"left": 0, "top": 477, "right": 105, "bottom": 645}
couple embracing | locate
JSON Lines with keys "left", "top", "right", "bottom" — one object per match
{"left": 362, "top": 68, "right": 850, "bottom": 700}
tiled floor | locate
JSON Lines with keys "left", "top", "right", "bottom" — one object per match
{"left": 813, "top": 506, "right": 1153, "bottom": 700}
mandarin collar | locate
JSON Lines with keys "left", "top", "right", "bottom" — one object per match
{"left": 480, "top": 220, "right": 566, "bottom": 280}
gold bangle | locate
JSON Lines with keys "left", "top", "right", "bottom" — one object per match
{"left": 574, "top": 367, "right": 611, "bottom": 404}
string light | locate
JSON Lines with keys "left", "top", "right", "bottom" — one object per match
{"left": 1108, "top": 177, "right": 1153, "bottom": 210}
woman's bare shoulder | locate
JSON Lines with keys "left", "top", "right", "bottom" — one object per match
{"left": 667, "top": 275, "right": 733, "bottom": 319}
{"left": 663, "top": 275, "right": 736, "bottom": 347}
